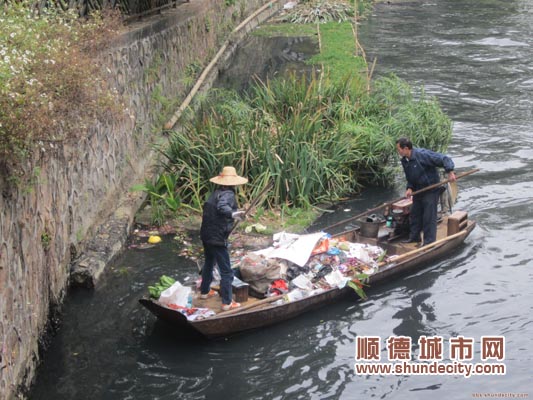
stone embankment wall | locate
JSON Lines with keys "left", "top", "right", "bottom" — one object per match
{"left": 0, "top": 1, "right": 281, "bottom": 398}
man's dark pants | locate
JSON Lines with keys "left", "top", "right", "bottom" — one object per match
{"left": 409, "top": 190, "right": 440, "bottom": 245}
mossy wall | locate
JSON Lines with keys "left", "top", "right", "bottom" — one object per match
{"left": 0, "top": 1, "right": 281, "bottom": 398}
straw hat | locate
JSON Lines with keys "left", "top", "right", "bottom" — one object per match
{"left": 210, "top": 166, "right": 248, "bottom": 186}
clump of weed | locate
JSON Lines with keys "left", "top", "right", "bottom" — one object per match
{"left": 0, "top": 3, "right": 124, "bottom": 177}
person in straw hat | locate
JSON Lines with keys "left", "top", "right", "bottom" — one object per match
{"left": 199, "top": 166, "right": 248, "bottom": 311}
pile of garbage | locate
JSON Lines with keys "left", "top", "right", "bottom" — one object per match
{"left": 145, "top": 232, "right": 387, "bottom": 320}
{"left": 238, "top": 232, "right": 386, "bottom": 302}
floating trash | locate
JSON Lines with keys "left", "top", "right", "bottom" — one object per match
{"left": 148, "top": 235, "right": 162, "bottom": 244}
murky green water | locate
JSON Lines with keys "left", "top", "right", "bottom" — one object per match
{"left": 31, "top": 1, "right": 532, "bottom": 398}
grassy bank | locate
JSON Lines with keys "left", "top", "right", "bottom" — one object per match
{"left": 141, "top": 15, "right": 452, "bottom": 232}
{"left": 310, "top": 22, "right": 367, "bottom": 85}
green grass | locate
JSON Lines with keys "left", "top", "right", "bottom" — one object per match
{"left": 142, "top": 9, "right": 452, "bottom": 226}
{"left": 149, "top": 71, "right": 451, "bottom": 218}
{"left": 252, "top": 23, "right": 318, "bottom": 37}
{"left": 254, "top": 21, "right": 367, "bottom": 86}
{"left": 309, "top": 22, "right": 367, "bottom": 85}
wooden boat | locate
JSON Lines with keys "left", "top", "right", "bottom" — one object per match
{"left": 139, "top": 208, "right": 475, "bottom": 339}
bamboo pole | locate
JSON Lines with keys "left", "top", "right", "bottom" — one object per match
{"left": 322, "top": 168, "right": 479, "bottom": 232}
{"left": 164, "top": 0, "right": 282, "bottom": 131}
{"left": 354, "top": 0, "right": 358, "bottom": 57}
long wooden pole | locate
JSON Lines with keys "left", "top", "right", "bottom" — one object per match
{"left": 217, "top": 293, "right": 284, "bottom": 317}
{"left": 322, "top": 168, "right": 479, "bottom": 232}
{"left": 164, "top": 0, "right": 281, "bottom": 130}
{"left": 378, "top": 229, "right": 467, "bottom": 267}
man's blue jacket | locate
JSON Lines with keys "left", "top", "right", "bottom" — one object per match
{"left": 401, "top": 147, "right": 455, "bottom": 192}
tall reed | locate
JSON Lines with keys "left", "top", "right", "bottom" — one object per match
{"left": 157, "top": 71, "right": 452, "bottom": 212}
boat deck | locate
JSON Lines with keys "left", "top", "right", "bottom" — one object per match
{"left": 193, "top": 291, "right": 262, "bottom": 312}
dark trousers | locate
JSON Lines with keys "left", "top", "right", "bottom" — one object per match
{"left": 200, "top": 242, "right": 234, "bottom": 305}
{"left": 409, "top": 190, "right": 440, "bottom": 245}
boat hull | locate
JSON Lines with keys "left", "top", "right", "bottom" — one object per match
{"left": 140, "top": 220, "right": 476, "bottom": 338}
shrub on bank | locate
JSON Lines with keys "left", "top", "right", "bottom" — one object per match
{"left": 138, "top": 18, "right": 451, "bottom": 224}
{"left": 0, "top": 3, "right": 122, "bottom": 177}
{"left": 154, "top": 71, "right": 451, "bottom": 214}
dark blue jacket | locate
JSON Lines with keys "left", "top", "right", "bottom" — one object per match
{"left": 200, "top": 187, "right": 238, "bottom": 246}
{"left": 401, "top": 147, "right": 454, "bottom": 192}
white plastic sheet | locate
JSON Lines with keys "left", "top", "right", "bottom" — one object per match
{"left": 324, "top": 270, "right": 350, "bottom": 289}
{"left": 254, "top": 231, "right": 325, "bottom": 267}
{"left": 284, "top": 1, "right": 297, "bottom": 10}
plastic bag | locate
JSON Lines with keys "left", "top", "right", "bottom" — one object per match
{"left": 291, "top": 274, "right": 313, "bottom": 291}
{"left": 324, "top": 270, "right": 349, "bottom": 289}
{"left": 311, "top": 238, "right": 329, "bottom": 255}
{"left": 240, "top": 253, "right": 285, "bottom": 295}
{"left": 159, "top": 281, "right": 191, "bottom": 307}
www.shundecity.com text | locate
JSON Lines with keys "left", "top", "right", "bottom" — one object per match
{"left": 355, "top": 335, "right": 506, "bottom": 378}
{"left": 354, "top": 360, "right": 505, "bottom": 378}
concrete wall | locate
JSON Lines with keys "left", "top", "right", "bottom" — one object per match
{"left": 0, "top": 1, "right": 282, "bottom": 398}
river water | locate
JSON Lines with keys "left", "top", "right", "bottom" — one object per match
{"left": 31, "top": 0, "right": 532, "bottom": 398}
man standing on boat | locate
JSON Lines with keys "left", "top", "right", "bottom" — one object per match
{"left": 200, "top": 166, "right": 247, "bottom": 311}
{"left": 395, "top": 137, "right": 456, "bottom": 246}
